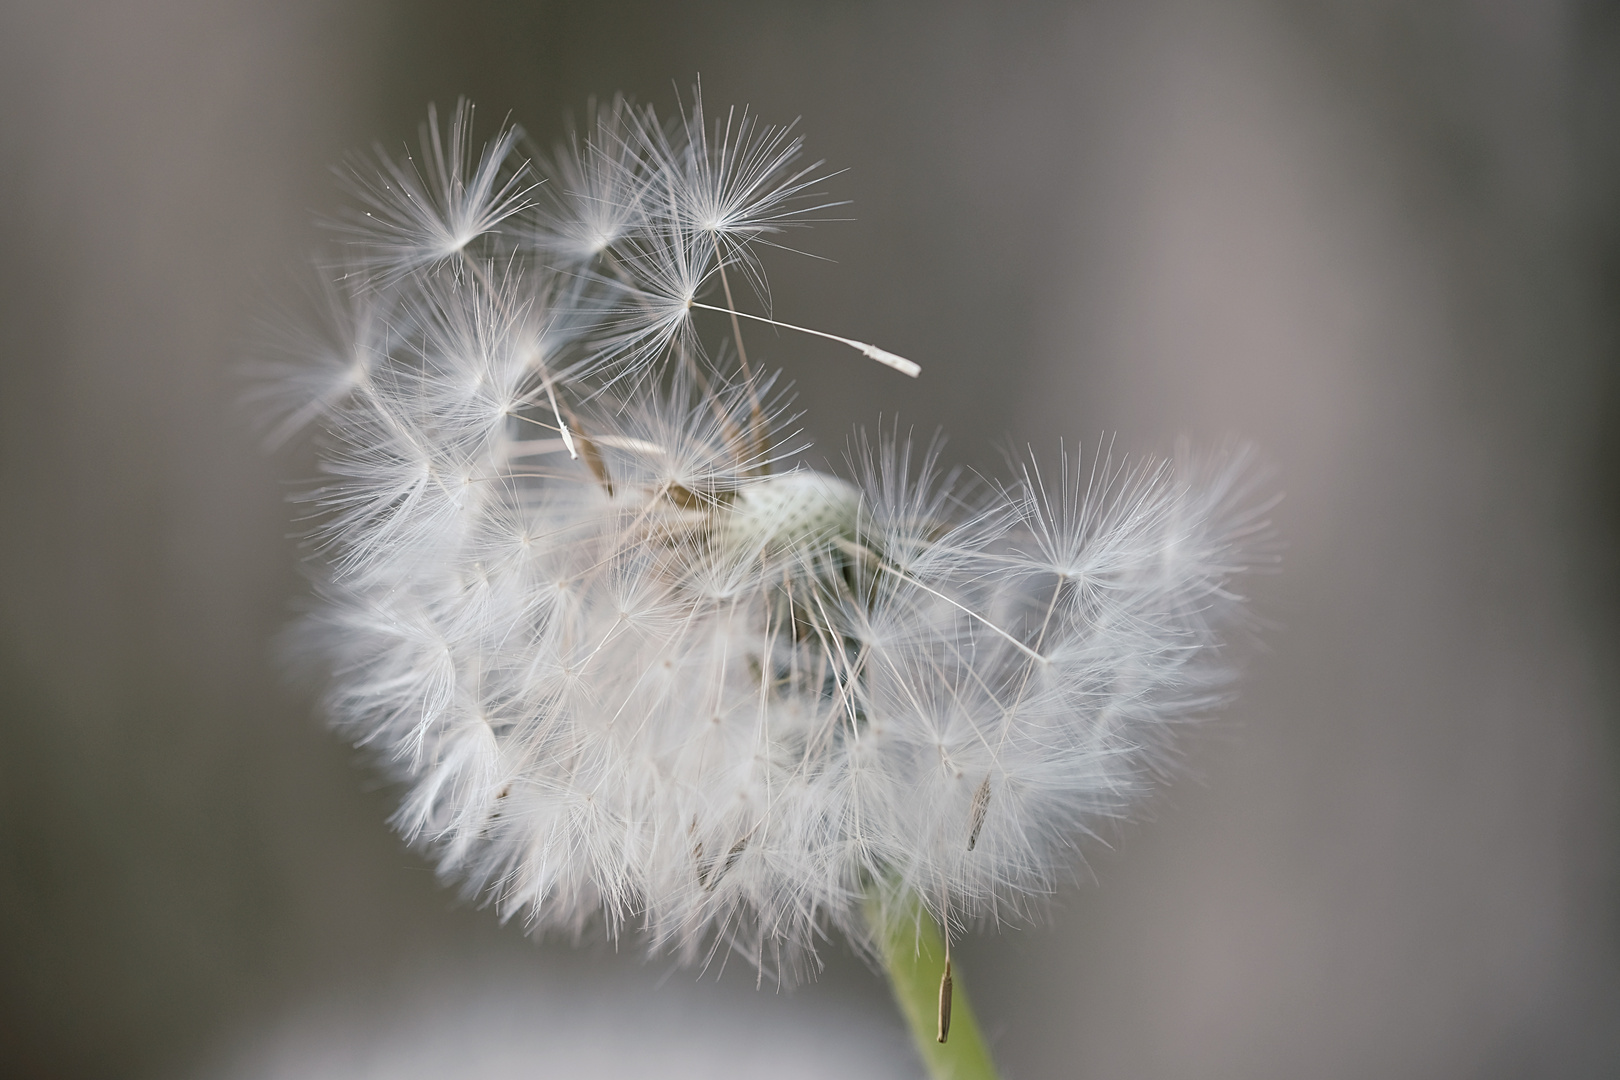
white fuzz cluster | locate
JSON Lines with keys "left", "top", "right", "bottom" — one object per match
{"left": 262, "top": 92, "right": 1273, "bottom": 974}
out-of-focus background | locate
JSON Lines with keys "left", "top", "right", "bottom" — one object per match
{"left": 2, "top": 2, "right": 1617, "bottom": 1077}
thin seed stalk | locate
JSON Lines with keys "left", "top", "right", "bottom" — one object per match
{"left": 865, "top": 886, "right": 1001, "bottom": 1080}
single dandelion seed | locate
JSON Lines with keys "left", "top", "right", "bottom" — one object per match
{"left": 257, "top": 89, "right": 1276, "bottom": 1080}
{"left": 333, "top": 99, "right": 537, "bottom": 285}
{"left": 687, "top": 301, "right": 922, "bottom": 377}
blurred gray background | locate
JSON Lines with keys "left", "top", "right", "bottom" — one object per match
{"left": 2, "top": 1, "right": 1618, "bottom": 1077}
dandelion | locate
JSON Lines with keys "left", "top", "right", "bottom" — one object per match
{"left": 261, "top": 91, "right": 1275, "bottom": 1080}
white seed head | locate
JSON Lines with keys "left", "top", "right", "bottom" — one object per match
{"left": 262, "top": 92, "right": 1275, "bottom": 978}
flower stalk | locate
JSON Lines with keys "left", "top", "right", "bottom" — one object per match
{"left": 867, "top": 887, "right": 1000, "bottom": 1080}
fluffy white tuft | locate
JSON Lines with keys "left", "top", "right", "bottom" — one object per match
{"left": 263, "top": 92, "right": 1275, "bottom": 977}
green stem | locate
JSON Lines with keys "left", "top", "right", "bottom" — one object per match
{"left": 865, "top": 887, "right": 1002, "bottom": 1080}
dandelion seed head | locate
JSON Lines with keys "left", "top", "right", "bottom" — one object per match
{"left": 261, "top": 90, "right": 1275, "bottom": 978}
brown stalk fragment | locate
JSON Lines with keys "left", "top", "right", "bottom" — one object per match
{"left": 967, "top": 775, "right": 992, "bottom": 851}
